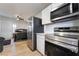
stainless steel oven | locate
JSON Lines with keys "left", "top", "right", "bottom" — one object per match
{"left": 54, "top": 26, "right": 79, "bottom": 54}
{"left": 45, "top": 26, "right": 79, "bottom": 56}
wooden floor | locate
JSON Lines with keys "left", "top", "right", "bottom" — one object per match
{"left": 0, "top": 40, "right": 41, "bottom": 56}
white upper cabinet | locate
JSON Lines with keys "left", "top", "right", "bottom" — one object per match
{"left": 42, "top": 3, "right": 64, "bottom": 25}
{"left": 42, "top": 4, "right": 52, "bottom": 25}
{"left": 51, "top": 3, "right": 64, "bottom": 11}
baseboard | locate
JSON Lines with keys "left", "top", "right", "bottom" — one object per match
{"left": 14, "top": 39, "right": 27, "bottom": 42}
{"left": 37, "top": 49, "right": 45, "bottom": 56}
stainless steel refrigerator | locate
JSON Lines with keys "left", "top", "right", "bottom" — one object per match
{"left": 27, "top": 16, "right": 44, "bottom": 51}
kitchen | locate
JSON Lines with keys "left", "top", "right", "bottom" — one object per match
{"left": 0, "top": 3, "right": 79, "bottom": 56}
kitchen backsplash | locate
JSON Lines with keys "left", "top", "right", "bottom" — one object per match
{"left": 44, "top": 19, "right": 79, "bottom": 33}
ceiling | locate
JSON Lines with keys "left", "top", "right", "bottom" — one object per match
{"left": 0, "top": 3, "right": 51, "bottom": 20}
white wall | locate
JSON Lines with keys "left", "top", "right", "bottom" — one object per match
{"left": 0, "top": 16, "right": 16, "bottom": 40}
{"left": 0, "top": 16, "right": 27, "bottom": 40}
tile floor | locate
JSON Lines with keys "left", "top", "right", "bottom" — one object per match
{"left": 0, "top": 40, "right": 41, "bottom": 56}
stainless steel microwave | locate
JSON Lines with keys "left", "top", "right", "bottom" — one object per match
{"left": 51, "top": 3, "right": 79, "bottom": 21}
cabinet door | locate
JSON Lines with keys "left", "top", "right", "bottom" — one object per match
{"left": 51, "top": 3, "right": 64, "bottom": 11}
{"left": 42, "top": 4, "right": 52, "bottom": 25}
{"left": 37, "top": 34, "right": 45, "bottom": 55}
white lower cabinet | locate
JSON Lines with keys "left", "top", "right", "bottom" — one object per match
{"left": 37, "top": 33, "right": 45, "bottom": 55}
